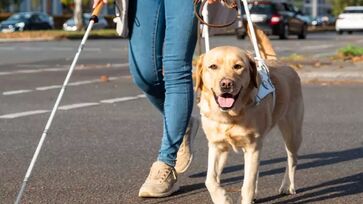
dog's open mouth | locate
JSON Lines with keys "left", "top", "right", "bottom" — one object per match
{"left": 213, "top": 89, "right": 242, "bottom": 111}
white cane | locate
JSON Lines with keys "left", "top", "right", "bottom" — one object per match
{"left": 14, "top": 2, "right": 105, "bottom": 204}
{"left": 202, "top": 3, "right": 211, "bottom": 52}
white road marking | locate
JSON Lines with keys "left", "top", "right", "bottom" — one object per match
{"left": 15, "top": 69, "right": 43, "bottom": 74}
{"left": 0, "top": 63, "right": 129, "bottom": 76}
{"left": 2, "top": 90, "right": 33, "bottom": 95}
{"left": 2, "top": 76, "right": 125, "bottom": 96}
{"left": 137, "top": 94, "right": 146, "bottom": 98}
{"left": 0, "top": 110, "right": 49, "bottom": 119}
{"left": 0, "top": 94, "right": 146, "bottom": 119}
{"left": 58, "top": 103, "right": 99, "bottom": 110}
{"left": 36, "top": 85, "right": 62, "bottom": 91}
{"left": 100, "top": 96, "right": 139, "bottom": 103}
{"left": 41, "top": 68, "right": 68, "bottom": 72}
{"left": 0, "top": 72, "right": 12, "bottom": 76}
{"left": 100, "top": 94, "right": 146, "bottom": 104}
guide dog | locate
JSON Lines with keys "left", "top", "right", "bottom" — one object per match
{"left": 194, "top": 29, "right": 304, "bottom": 204}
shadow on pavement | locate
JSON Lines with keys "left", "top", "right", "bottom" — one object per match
{"left": 260, "top": 172, "right": 363, "bottom": 204}
{"left": 177, "top": 147, "right": 363, "bottom": 203}
{"left": 189, "top": 147, "right": 363, "bottom": 179}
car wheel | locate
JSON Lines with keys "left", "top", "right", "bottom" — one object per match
{"left": 348, "top": 31, "right": 353, "bottom": 34}
{"left": 279, "top": 24, "right": 289, "bottom": 40}
{"left": 298, "top": 25, "right": 307, "bottom": 39}
{"left": 337, "top": 30, "right": 343, "bottom": 35}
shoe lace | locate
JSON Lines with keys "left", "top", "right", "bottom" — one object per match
{"left": 158, "top": 168, "right": 176, "bottom": 183}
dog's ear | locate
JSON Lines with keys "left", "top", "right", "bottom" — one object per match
{"left": 194, "top": 54, "right": 205, "bottom": 93}
{"left": 246, "top": 54, "right": 259, "bottom": 88}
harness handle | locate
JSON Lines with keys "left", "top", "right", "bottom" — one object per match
{"left": 194, "top": 0, "right": 238, "bottom": 28}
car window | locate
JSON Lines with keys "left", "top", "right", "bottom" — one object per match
{"left": 275, "top": 3, "right": 286, "bottom": 12}
{"left": 283, "top": 3, "right": 295, "bottom": 12}
{"left": 8, "top": 13, "right": 31, "bottom": 21}
{"left": 30, "top": 14, "right": 41, "bottom": 23}
{"left": 343, "top": 9, "right": 363, "bottom": 14}
{"left": 39, "top": 14, "right": 49, "bottom": 22}
{"left": 250, "top": 4, "right": 273, "bottom": 15}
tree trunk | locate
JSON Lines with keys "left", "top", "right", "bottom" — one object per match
{"left": 74, "top": 0, "right": 83, "bottom": 31}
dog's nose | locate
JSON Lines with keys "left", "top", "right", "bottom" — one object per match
{"left": 220, "top": 78, "right": 234, "bottom": 92}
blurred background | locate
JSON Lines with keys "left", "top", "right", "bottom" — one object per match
{"left": 0, "top": 0, "right": 361, "bottom": 32}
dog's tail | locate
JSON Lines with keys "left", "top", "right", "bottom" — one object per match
{"left": 246, "top": 24, "right": 277, "bottom": 60}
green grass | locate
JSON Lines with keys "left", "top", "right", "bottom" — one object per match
{"left": 339, "top": 45, "right": 363, "bottom": 57}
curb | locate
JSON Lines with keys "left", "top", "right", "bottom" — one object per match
{"left": 298, "top": 70, "right": 363, "bottom": 84}
{"left": 0, "top": 36, "right": 123, "bottom": 43}
{"left": 0, "top": 37, "right": 59, "bottom": 43}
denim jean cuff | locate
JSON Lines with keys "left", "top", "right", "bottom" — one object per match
{"left": 157, "top": 154, "right": 176, "bottom": 167}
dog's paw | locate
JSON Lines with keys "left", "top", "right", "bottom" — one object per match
{"left": 279, "top": 185, "right": 296, "bottom": 195}
{"left": 211, "top": 192, "right": 233, "bottom": 204}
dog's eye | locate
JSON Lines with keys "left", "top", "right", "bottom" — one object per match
{"left": 208, "top": 64, "right": 218, "bottom": 70}
{"left": 233, "top": 64, "right": 243, "bottom": 70}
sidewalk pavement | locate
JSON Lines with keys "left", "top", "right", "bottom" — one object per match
{"left": 294, "top": 61, "right": 363, "bottom": 84}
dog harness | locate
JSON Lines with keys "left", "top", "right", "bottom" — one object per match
{"left": 196, "top": 0, "right": 276, "bottom": 108}
{"left": 255, "top": 59, "right": 276, "bottom": 108}
{"left": 241, "top": 0, "right": 276, "bottom": 108}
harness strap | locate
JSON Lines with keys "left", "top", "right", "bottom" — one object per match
{"left": 240, "top": 0, "right": 276, "bottom": 109}
{"left": 194, "top": 0, "right": 238, "bottom": 28}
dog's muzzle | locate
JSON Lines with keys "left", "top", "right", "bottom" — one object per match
{"left": 213, "top": 78, "right": 242, "bottom": 111}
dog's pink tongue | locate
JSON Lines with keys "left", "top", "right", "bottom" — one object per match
{"left": 217, "top": 96, "right": 235, "bottom": 108}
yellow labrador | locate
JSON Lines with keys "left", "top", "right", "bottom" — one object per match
{"left": 195, "top": 46, "right": 304, "bottom": 204}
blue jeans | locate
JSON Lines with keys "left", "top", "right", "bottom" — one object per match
{"left": 128, "top": 0, "right": 198, "bottom": 166}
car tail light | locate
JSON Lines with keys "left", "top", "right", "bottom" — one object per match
{"left": 270, "top": 15, "right": 281, "bottom": 25}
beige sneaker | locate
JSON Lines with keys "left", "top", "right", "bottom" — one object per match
{"left": 138, "top": 161, "right": 179, "bottom": 198}
{"left": 175, "top": 117, "right": 200, "bottom": 174}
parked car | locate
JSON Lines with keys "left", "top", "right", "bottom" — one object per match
{"left": 63, "top": 13, "right": 108, "bottom": 31}
{"left": 0, "top": 12, "right": 53, "bottom": 32}
{"left": 336, "top": 6, "right": 363, "bottom": 34}
{"left": 236, "top": 0, "right": 309, "bottom": 40}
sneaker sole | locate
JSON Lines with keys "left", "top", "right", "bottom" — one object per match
{"left": 138, "top": 184, "right": 180, "bottom": 198}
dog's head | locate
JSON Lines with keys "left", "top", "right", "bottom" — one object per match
{"left": 195, "top": 46, "right": 258, "bottom": 113}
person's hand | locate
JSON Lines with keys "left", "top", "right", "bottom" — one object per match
{"left": 207, "top": 0, "right": 220, "bottom": 4}
{"left": 93, "top": 0, "right": 107, "bottom": 8}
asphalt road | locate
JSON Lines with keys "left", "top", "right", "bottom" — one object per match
{"left": 1, "top": 32, "right": 363, "bottom": 204}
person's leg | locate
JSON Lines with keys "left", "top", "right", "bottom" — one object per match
{"left": 128, "top": 0, "right": 165, "bottom": 113}
{"left": 157, "top": 0, "right": 198, "bottom": 166}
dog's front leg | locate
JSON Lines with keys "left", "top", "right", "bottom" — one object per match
{"left": 241, "top": 147, "right": 261, "bottom": 204}
{"left": 205, "top": 142, "right": 232, "bottom": 204}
